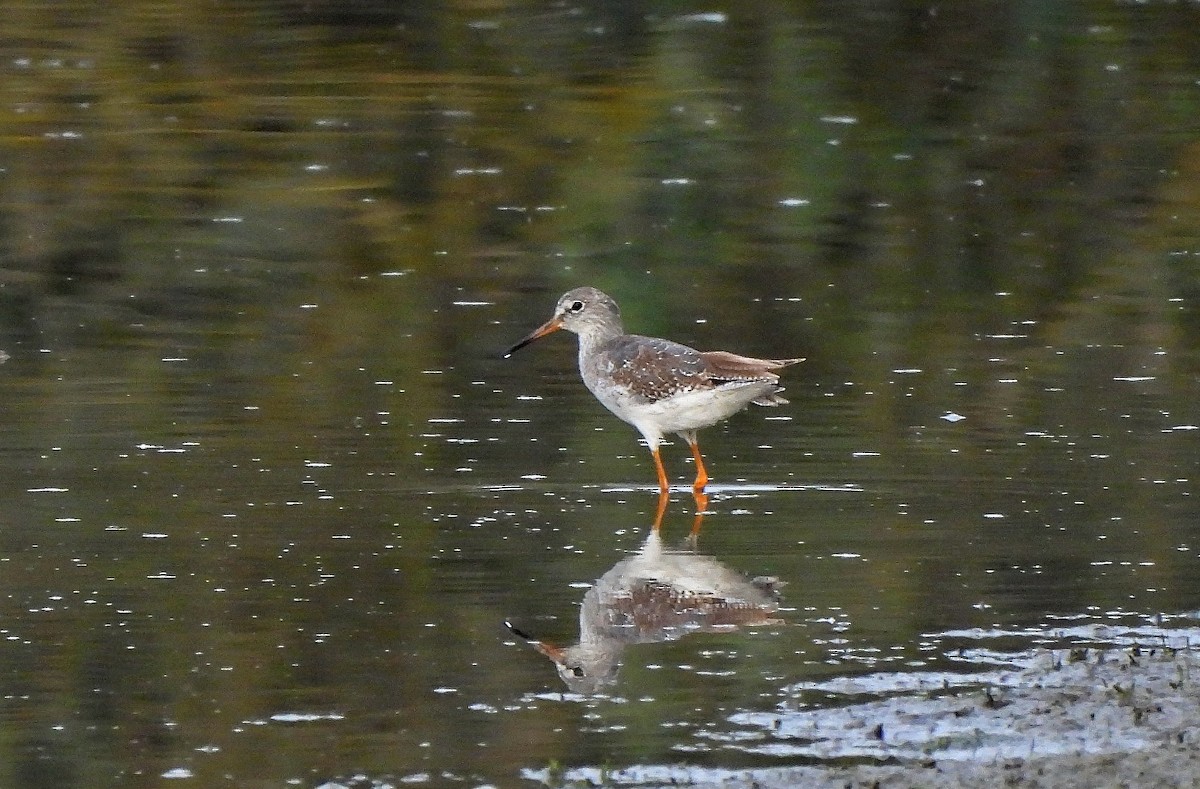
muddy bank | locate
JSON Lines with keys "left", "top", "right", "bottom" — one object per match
{"left": 532, "top": 644, "right": 1200, "bottom": 788}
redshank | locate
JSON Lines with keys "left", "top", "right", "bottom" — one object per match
{"left": 504, "top": 287, "right": 802, "bottom": 499}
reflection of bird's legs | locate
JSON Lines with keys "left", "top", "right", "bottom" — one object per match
{"left": 687, "top": 508, "right": 705, "bottom": 547}
{"left": 688, "top": 471, "right": 708, "bottom": 544}
{"left": 652, "top": 488, "right": 669, "bottom": 532}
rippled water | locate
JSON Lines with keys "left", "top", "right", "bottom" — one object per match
{"left": 1, "top": 2, "right": 1199, "bottom": 787}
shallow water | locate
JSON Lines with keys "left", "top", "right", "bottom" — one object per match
{"left": 1, "top": 3, "right": 1199, "bottom": 787}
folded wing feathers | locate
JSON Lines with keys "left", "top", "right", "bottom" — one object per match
{"left": 696, "top": 351, "right": 804, "bottom": 407}
{"left": 699, "top": 351, "right": 804, "bottom": 377}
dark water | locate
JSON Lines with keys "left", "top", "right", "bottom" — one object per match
{"left": 2, "top": 2, "right": 1199, "bottom": 787}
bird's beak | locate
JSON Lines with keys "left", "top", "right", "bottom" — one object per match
{"left": 505, "top": 620, "right": 566, "bottom": 662}
{"left": 503, "top": 317, "right": 562, "bottom": 358}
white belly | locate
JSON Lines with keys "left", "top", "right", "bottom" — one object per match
{"left": 592, "top": 381, "right": 777, "bottom": 444}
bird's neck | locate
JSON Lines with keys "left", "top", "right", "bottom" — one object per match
{"left": 575, "top": 322, "right": 622, "bottom": 358}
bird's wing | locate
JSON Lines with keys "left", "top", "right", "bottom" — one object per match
{"left": 698, "top": 351, "right": 803, "bottom": 406}
{"left": 602, "top": 335, "right": 713, "bottom": 403}
{"left": 698, "top": 351, "right": 803, "bottom": 382}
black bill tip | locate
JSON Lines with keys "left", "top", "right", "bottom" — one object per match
{"left": 504, "top": 620, "right": 534, "bottom": 640}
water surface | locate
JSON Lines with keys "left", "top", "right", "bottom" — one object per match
{"left": 1, "top": 2, "right": 1199, "bottom": 787}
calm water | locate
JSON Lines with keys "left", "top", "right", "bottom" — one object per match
{"left": 2, "top": 2, "right": 1199, "bottom": 787}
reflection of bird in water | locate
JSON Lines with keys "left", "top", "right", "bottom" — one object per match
{"left": 504, "top": 286, "right": 802, "bottom": 520}
{"left": 507, "top": 530, "right": 784, "bottom": 694}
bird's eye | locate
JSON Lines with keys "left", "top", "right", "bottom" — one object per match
{"left": 570, "top": 665, "right": 585, "bottom": 677}
{"left": 569, "top": 300, "right": 584, "bottom": 313}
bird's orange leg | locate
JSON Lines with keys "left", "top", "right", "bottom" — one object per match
{"left": 686, "top": 438, "right": 709, "bottom": 496}
{"left": 686, "top": 437, "right": 710, "bottom": 519}
{"left": 650, "top": 446, "right": 670, "bottom": 496}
